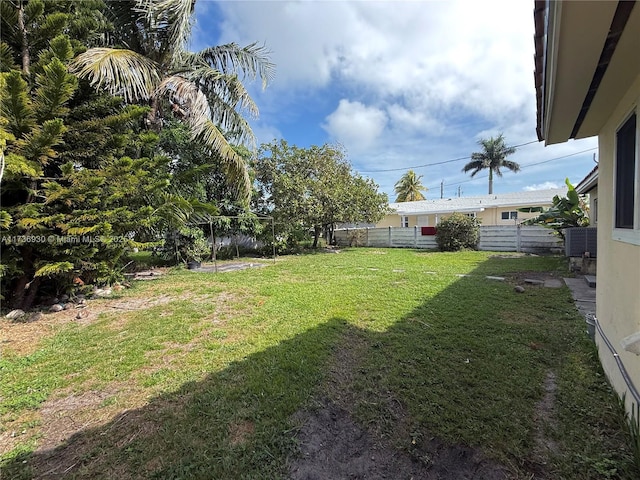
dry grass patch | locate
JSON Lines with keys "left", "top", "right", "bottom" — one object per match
{"left": 228, "top": 420, "right": 255, "bottom": 446}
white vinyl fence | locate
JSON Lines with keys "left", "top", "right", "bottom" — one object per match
{"left": 335, "top": 225, "right": 563, "bottom": 254}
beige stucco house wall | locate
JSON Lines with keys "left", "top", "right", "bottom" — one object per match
{"left": 593, "top": 77, "right": 640, "bottom": 408}
{"left": 535, "top": 0, "right": 640, "bottom": 413}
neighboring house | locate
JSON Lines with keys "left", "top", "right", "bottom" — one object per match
{"left": 534, "top": 0, "right": 640, "bottom": 412}
{"left": 575, "top": 165, "right": 599, "bottom": 226}
{"left": 377, "top": 188, "right": 566, "bottom": 228}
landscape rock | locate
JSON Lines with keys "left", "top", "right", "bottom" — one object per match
{"left": 27, "top": 312, "right": 44, "bottom": 322}
{"left": 59, "top": 294, "right": 69, "bottom": 302}
{"left": 49, "top": 304, "right": 64, "bottom": 312}
{"left": 63, "top": 303, "right": 74, "bottom": 310}
{"left": 514, "top": 286, "right": 526, "bottom": 293}
{"left": 6, "top": 309, "right": 26, "bottom": 319}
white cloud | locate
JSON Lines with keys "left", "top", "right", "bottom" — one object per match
{"left": 193, "top": 1, "right": 601, "bottom": 200}
{"left": 201, "top": 1, "right": 533, "bottom": 125}
{"left": 322, "top": 100, "right": 388, "bottom": 152}
{"left": 523, "top": 182, "right": 563, "bottom": 191}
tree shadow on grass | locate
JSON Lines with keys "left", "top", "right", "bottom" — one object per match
{"left": 1, "top": 256, "right": 629, "bottom": 479}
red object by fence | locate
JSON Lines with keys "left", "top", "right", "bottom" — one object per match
{"left": 421, "top": 227, "right": 437, "bottom": 236}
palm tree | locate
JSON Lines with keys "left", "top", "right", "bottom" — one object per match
{"left": 72, "top": 0, "right": 275, "bottom": 202}
{"left": 462, "top": 134, "right": 519, "bottom": 194}
{"left": 394, "top": 170, "right": 427, "bottom": 202}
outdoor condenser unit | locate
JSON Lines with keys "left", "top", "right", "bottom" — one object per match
{"left": 564, "top": 227, "right": 597, "bottom": 258}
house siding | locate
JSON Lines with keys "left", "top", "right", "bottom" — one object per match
{"left": 595, "top": 74, "right": 640, "bottom": 412}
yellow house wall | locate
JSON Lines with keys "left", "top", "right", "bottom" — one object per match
{"left": 377, "top": 205, "right": 551, "bottom": 228}
{"left": 376, "top": 214, "right": 418, "bottom": 228}
{"left": 595, "top": 74, "right": 640, "bottom": 412}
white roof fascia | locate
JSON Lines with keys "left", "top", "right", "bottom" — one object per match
{"left": 543, "top": 0, "right": 563, "bottom": 145}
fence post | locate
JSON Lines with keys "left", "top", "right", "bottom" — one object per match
{"left": 366, "top": 227, "right": 370, "bottom": 247}
{"left": 388, "top": 226, "right": 392, "bottom": 247}
{"left": 414, "top": 225, "right": 418, "bottom": 248}
{"left": 516, "top": 225, "right": 521, "bottom": 253}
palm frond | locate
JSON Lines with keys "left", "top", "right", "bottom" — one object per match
{"left": 502, "top": 160, "right": 521, "bottom": 173}
{"left": 152, "top": 191, "right": 195, "bottom": 228}
{"left": 72, "top": 47, "right": 161, "bottom": 102}
{"left": 138, "top": 0, "right": 195, "bottom": 54}
{"left": 196, "top": 119, "right": 251, "bottom": 203}
{"left": 156, "top": 75, "right": 211, "bottom": 122}
{"left": 205, "top": 89, "right": 257, "bottom": 147}
{"left": 461, "top": 160, "right": 484, "bottom": 176}
{"left": 195, "top": 42, "right": 275, "bottom": 89}
{"left": 178, "top": 64, "right": 260, "bottom": 117}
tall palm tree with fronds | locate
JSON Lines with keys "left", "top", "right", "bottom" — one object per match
{"left": 462, "top": 134, "right": 519, "bottom": 194}
{"left": 72, "top": 0, "right": 275, "bottom": 202}
{"left": 394, "top": 169, "right": 427, "bottom": 202}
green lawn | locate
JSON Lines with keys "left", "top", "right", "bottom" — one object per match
{"left": 0, "top": 249, "right": 636, "bottom": 479}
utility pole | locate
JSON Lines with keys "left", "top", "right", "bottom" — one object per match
{"left": 457, "top": 186, "right": 462, "bottom": 197}
{"left": 440, "top": 180, "right": 444, "bottom": 199}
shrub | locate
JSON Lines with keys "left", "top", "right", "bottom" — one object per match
{"left": 158, "top": 226, "right": 210, "bottom": 264}
{"left": 436, "top": 213, "right": 480, "bottom": 251}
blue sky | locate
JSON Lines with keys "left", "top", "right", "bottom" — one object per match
{"left": 191, "top": 0, "right": 599, "bottom": 201}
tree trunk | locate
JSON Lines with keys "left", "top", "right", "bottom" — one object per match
{"left": 147, "top": 97, "right": 162, "bottom": 131}
{"left": 17, "top": 0, "right": 30, "bottom": 76}
{"left": 327, "top": 223, "right": 335, "bottom": 245}
{"left": 11, "top": 246, "right": 36, "bottom": 310}
{"left": 312, "top": 226, "right": 321, "bottom": 248}
{"left": 488, "top": 169, "right": 493, "bottom": 194}
{"left": 23, "top": 276, "right": 41, "bottom": 310}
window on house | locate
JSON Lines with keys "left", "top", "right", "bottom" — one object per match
{"left": 501, "top": 211, "right": 518, "bottom": 220}
{"left": 401, "top": 216, "right": 409, "bottom": 227}
{"left": 615, "top": 112, "right": 637, "bottom": 229}
{"left": 463, "top": 212, "right": 476, "bottom": 218}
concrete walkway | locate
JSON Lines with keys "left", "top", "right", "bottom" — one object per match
{"left": 195, "top": 262, "right": 268, "bottom": 273}
{"left": 563, "top": 276, "right": 596, "bottom": 318}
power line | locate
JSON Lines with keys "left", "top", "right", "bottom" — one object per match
{"left": 425, "top": 147, "right": 597, "bottom": 191}
{"left": 359, "top": 139, "right": 539, "bottom": 173}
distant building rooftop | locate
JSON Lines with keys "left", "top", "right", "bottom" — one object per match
{"left": 389, "top": 188, "right": 567, "bottom": 216}
{"left": 575, "top": 166, "right": 598, "bottom": 194}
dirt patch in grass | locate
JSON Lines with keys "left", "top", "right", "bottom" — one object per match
{"left": 0, "top": 294, "right": 177, "bottom": 356}
{"left": 32, "top": 405, "right": 162, "bottom": 479}
{"left": 228, "top": 420, "right": 255, "bottom": 446}
{"left": 289, "top": 331, "right": 511, "bottom": 479}
{"left": 505, "top": 271, "right": 561, "bottom": 284}
{"left": 1, "top": 289, "right": 247, "bottom": 357}
{"left": 38, "top": 390, "right": 114, "bottom": 451}
{"left": 528, "top": 371, "right": 559, "bottom": 477}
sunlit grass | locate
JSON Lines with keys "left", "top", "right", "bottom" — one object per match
{"left": 0, "top": 249, "right": 635, "bottom": 479}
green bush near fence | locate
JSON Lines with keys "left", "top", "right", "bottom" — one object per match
{"left": 436, "top": 212, "right": 480, "bottom": 251}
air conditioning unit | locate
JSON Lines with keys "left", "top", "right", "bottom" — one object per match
{"left": 565, "top": 227, "right": 597, "bottom": 257}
